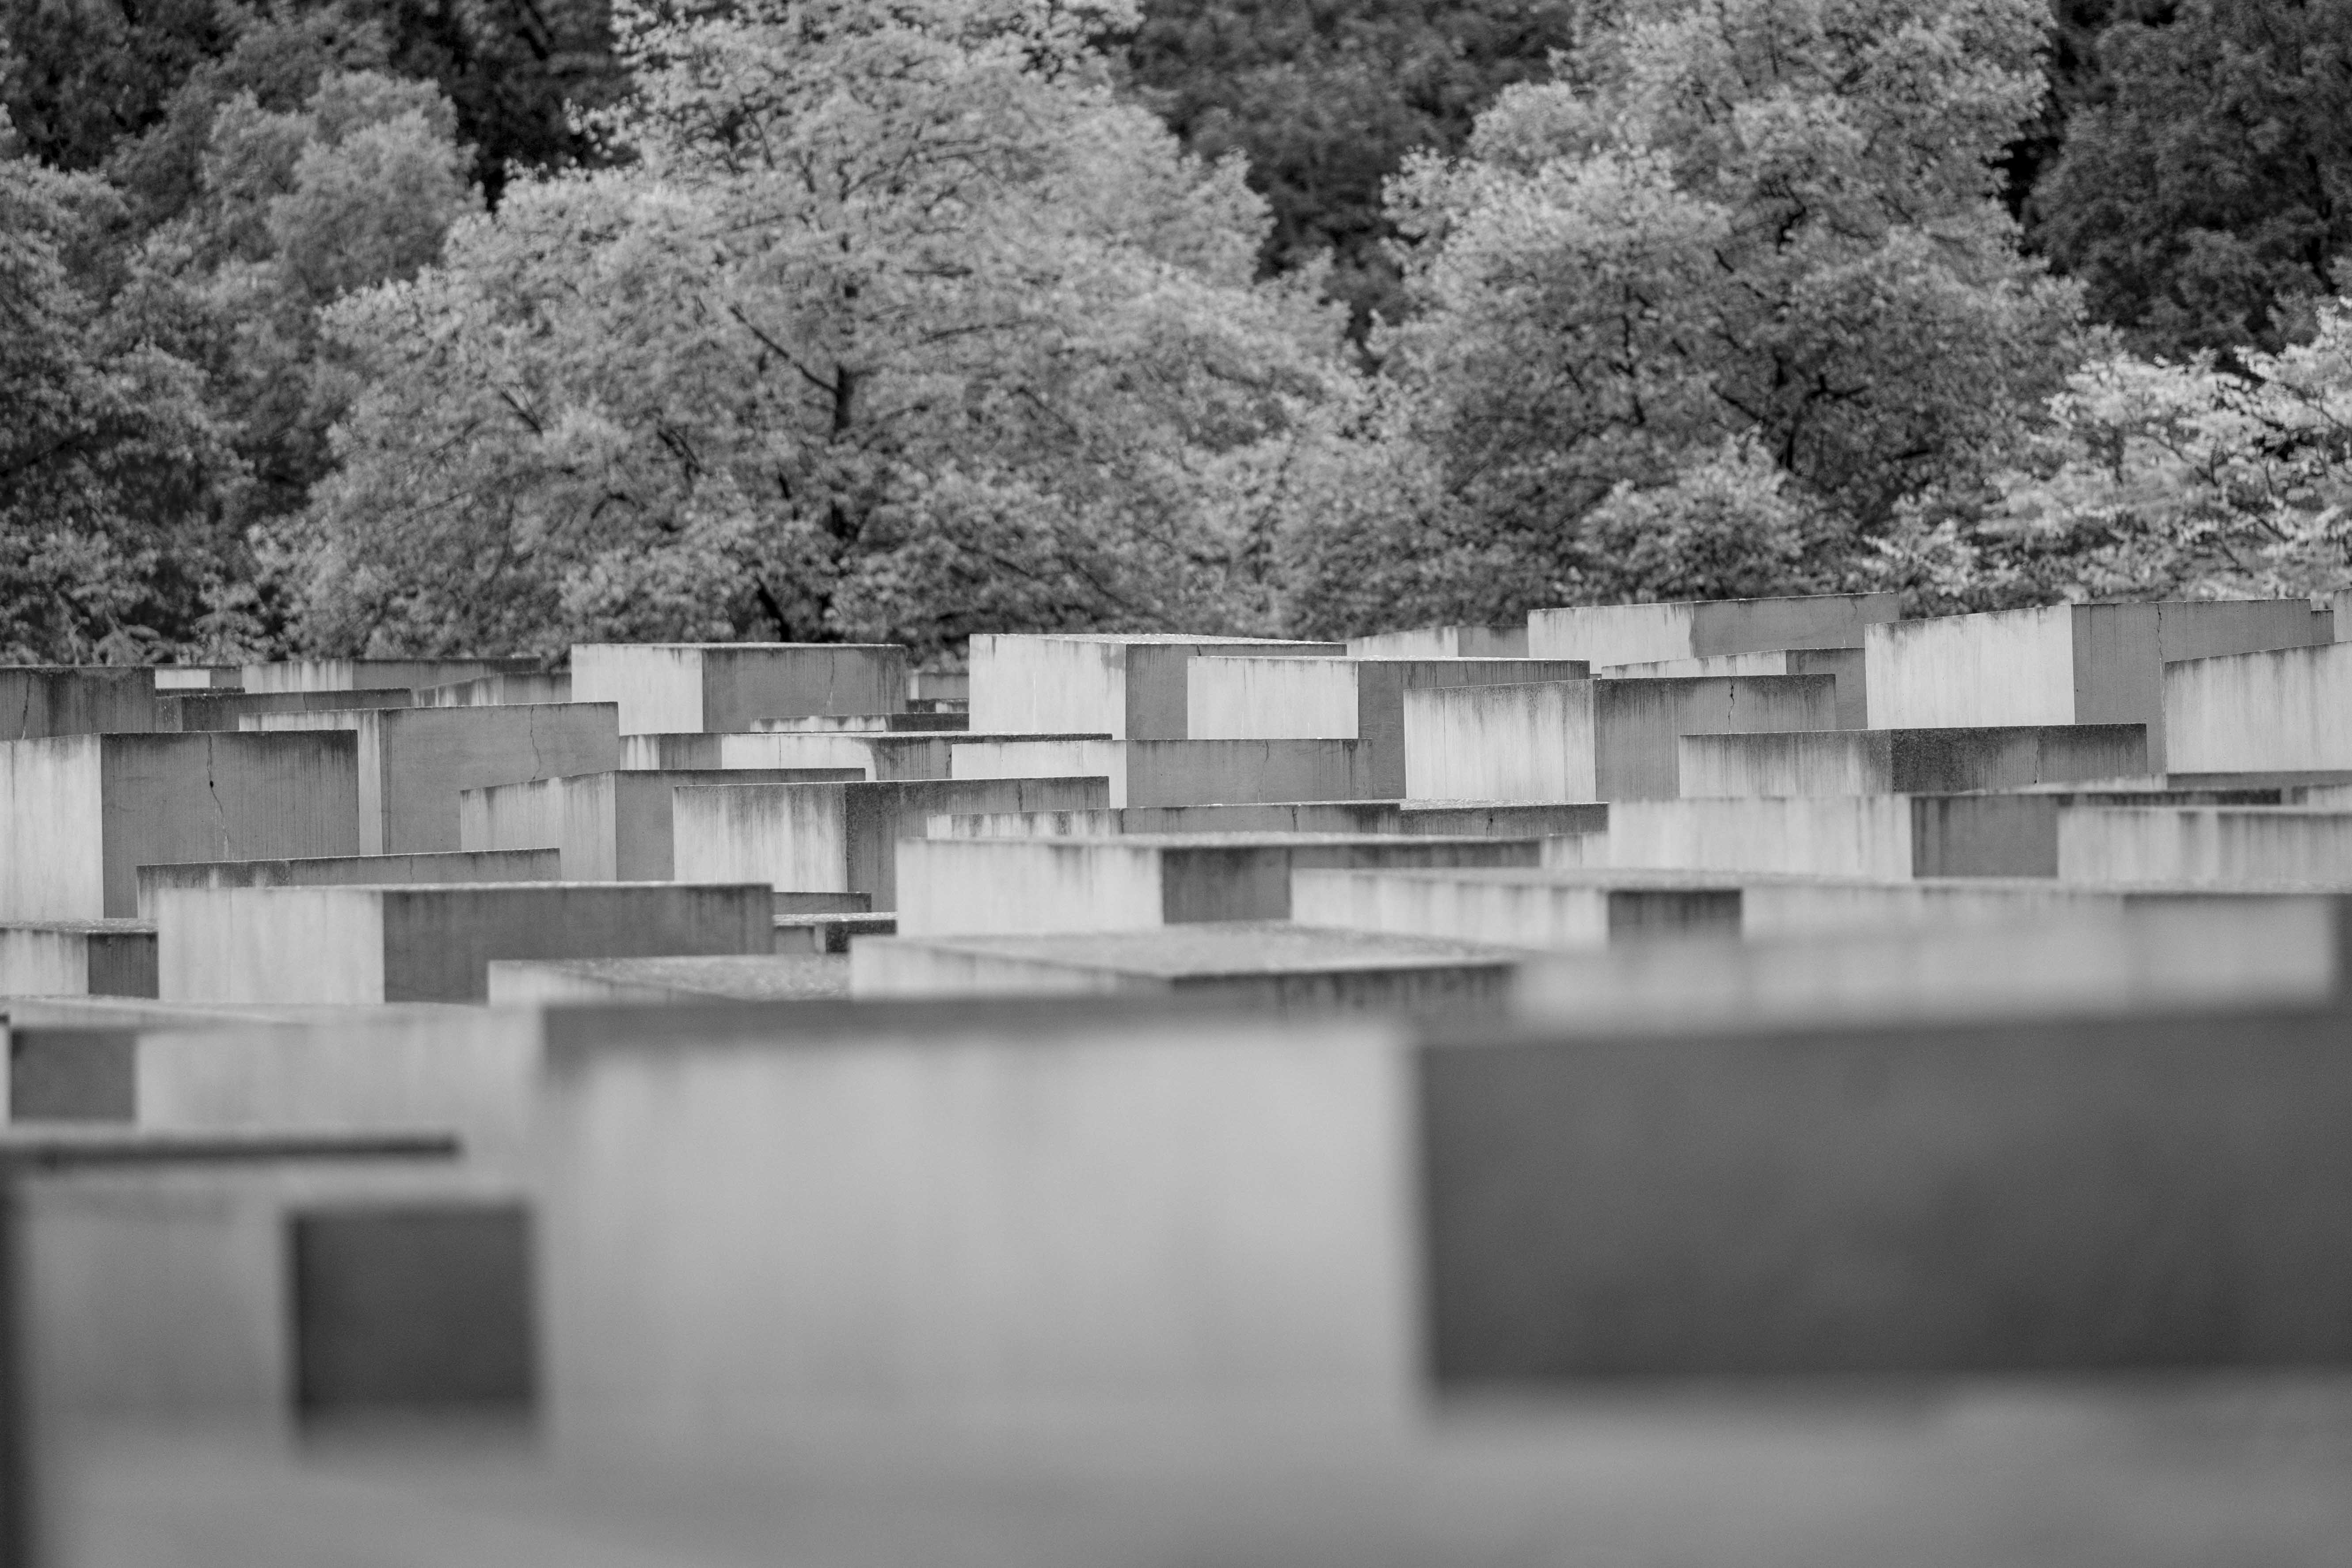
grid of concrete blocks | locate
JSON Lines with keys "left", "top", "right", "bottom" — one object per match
{"left": 7, "top": 598, "right": 2352, "bottom": 1564}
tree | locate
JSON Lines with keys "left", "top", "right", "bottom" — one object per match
{"left": 287, "top": 0, "right": 1349, "bottom": 658}
{"left": 1271, "top": 0, "right": 2085, "bottom": 633}
{"left": 2032, "top": 0, "right": 2352, "bottom": 358}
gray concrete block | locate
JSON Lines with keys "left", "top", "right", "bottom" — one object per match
{"left": 1597, "top": 647, "right": 1870, "bottom": 728}
{"left": 246, "top": 704, "right": 620, "bottom": 854}
{"left": 0, "top": 733, "right": 361, "bottom": 919}
{"left": 160, "top": 687, "right": 412, "bottom": 732}
{"left": 1404, "top": 676, "right": 1839, "bottom": 801}
{"left": 150, "top": 666, "right": 241, "bottom": 691}
{"left": 672, "top": 776, "right": 1112, "bottom": 908}
{"left": 462, "top": 769, "right": 863, "bottom": 879}
{"left": 896, "top": 833, "right": 1544, "bottom": 935}
{"left": 155, "top": 882, "right": 775, "bottom": 1003}
{"left": 134, "top": 849, "right": 557, "bottom": 918}
{"left": 0, "top": 667, "right": 159, "bottom": 739}
{"left": 0, "top": 921, "right": 157, "bottom": 997}
{"left": 7, "top": 1026, "right": 138, "bottom": 1119}
{"left": 949, "top": 738, "right": 1390, "bottom": 807}
{"left": 2166, "top": 640, "right": 2352, "bottom": 774}
{"left": 747, "top": 712, "right": 967, "bottom": 732}
{"left": 571, "top": 643, "right": 908, "bottom": 735}
{"left": 1528, "top": 593, "right": 1899, "bottom": 664}
{"left": 774, "top": 913, "right": 896, "bottom": 953}
{"left": 1346, "top": 624, "right": 1528, "bottom": 658}
{"left": 239, "top": 658, "right": 540, "bottom": 693}
{"left": 968, "top": 634, "right": 1343, "bottom": 739}
{"left": 1678, "top": 723, "right": 2151, "bottom": 796}
{"left": 487, "top": 955, "right": 849, "bottom": 1004}
{"left": 413, "top": 673, "right": 571, "bottom": 706}
{"left": 623, "top": 730, "right": 1104, "bottom": 778}
{"left": 2057, "top": 806, "right": 2352, "bottom": 884}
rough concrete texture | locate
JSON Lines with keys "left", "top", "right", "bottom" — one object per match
{"left": 928, "top": 803, "right": 1397, "bottom": 838}
{"left": 161, "top": 688, "right": 414, "bottom": 732}
{"left": 950, "top": 738, "right": 1389, "bottom": 807}
{"left": 774, "top": 913, "right": 896, "bottom": 953}
{"left": 1422, "top": 999, "right": 2352, "bottom": 1374}
{"left": 1678, "top": 724, "right": 2151, "bottom": 796}
{"left": 571, "top": 644, "right": 909, "bottom": 735}
{"left": 672, "top": 776, "right": 1111, "bottom": 907}
{"left": 414, "top": 673, "right": 571, "bottom": 707}
{"left": 0, "top": 920, "right": 158, "bottom": 998}
{"left": 1345, "top": 625, "right": 1529, "bottom": 658}
{"left": 0, "top": 732, "right": 361, "bottom": 919}
{"left": 1865, "top": 600, "right": 2320, "bottom": 767}
{"left": 0, "top": 667, "right": 160, "bottom": 739}
{"left": 967, "top": 634, "right": 1343, "bottom": 739}
{"left": 1186, "top": 657, "right": 1589, "bottom": 794}
{"left": 462, "top": 769, "right": 864, "bottom": 879}
{"left": 895, "top": 833, "right": 1544, "bottom": 935}
{"left": 246, "top": 703, "right": 620, "bottom": 854}
{"left": 1404, "top": 675, "right": 1838, "bottom": 801}
{"left": 1597, "top": 647, "right": 1869, "bottom": 728}
{"left": 2056, "top": 806, "right": 2352, "bottom": 885}
{"left": 151, "top": 667, "right": 242, "bottom": 691}
{"left": 620, "top": 730, "right": 1104, "bottom": 780}
{"left": 746, "top": 713, "right": 967, "bottom": 733}
{"left": 134, "top": 849, "right": 558, "bottom": 918}
{"left": 1528, "top": 593, "right": 1899, "bottom": 665}
{"left": 487, "top": 955, "right": 849, "bottom": 1005}
{"left": 853, "top": 921, "right": 1523, "bottom": 1010}
{"left": 239, "top": 659, "right": 540, "bottom": 693}
{"left": 535, "top": 1007, "right": 1422, "bottom": 1428}
{"left": 2165, "top": 639, "right": 2352, "bottom": 774}
{"left": 155, "top": 881, "right": 775, "bottom": 1003}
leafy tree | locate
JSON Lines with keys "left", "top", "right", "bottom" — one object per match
{"left": 288, "top": 0, "right": 1348, "bottom": 658}
{"left": 1271, "top": 0, "right": 2085, "bottom": 634}
{"left": 2032, "top": 0, "right": 2352, "bottom": 358}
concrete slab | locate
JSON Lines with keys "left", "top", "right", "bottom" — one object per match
{"left": 487, "top": 955, "right": 850, "bottom": 1004}
{"left": 571, "top": 643, "right": 908, "bottom": 734}
{"left": 2057, "top": 806, "right": 2352, "bottom": 885}
{"left": 854, "top": 921, "right": 1522, "bottom": 1008}
{"left": 967, "top": 634, "right": 1342, "bottom": 739}
{"left": 0, "top": 732, "right": 360, "bottom": 918}
{"left": 1186, "top": 657, "right": 1588, "bottom": 793}
{"left": 896, "top": 833, "right": 1544, "bottom": 935}
{"left": 949, "top": 738, "right": 1388, "bottom": 807}
{"left": 1597, "top": 647, "right": 1870, "bottom": 727}
{"left": 671, "top": 776, "right": 1112, "bottom": 907}
{"left": 239, "top": 658, "right": 539, "bottom": 693}
{"left": 1404, "top": 675, "right": 1838, "bottom": 801}
{"left": 0, "top": 667, "right": 159, "bottom": 738}
{"left": 245, "top": 703, "right": 620, "bottom": 853}
{"left": 154, "top": 882, "right": 775, "bottom": 1003}
{"left": 413, "top": 672, "right": 571, "bottom": 706}
{"left": 160, "top": 687, "right": 412, "bottom": 731}
{"left": 135, "top": 849, "right": 557, "bottom": 918}
{"left": 925, "top": 800, "right": 1610, "bottom": 841}
{"left": 746, "top": 712, "right": 967, "bottom": 733}
{"left": 1528, "top": 592, "right": 1899, "bottom": 664}
{"left": 1679, "top": 724, "right": 2150, "bottom": 796}
{"left": 1866, "top": 600, "right": 2320, "bottom": 766}
{"left": 149, "top": 666, "right": 240, "bottom": 691}
{"left": 622, "top": 730, "right": 1104, "bottom": 779}
{"left": 2166, "top": 639, "right": 2352, "bottom": 774}
{"left": 461, "top": 769, "right": 865, "bottom": 879}
{"left": 774, "top": 913, "right": 895, "bottom": 953}
{"left": 0, "top": 921, "right": 156, "bottom": 998}
{"left": 908, "top": 669, "right": 968, "bottom": 704}
{"left": 1345, "top": 624, "right": 1528, "bottom": 658}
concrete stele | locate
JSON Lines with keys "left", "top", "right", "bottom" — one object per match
{"left": 949, "top": 738, "right": 1389, "bottom": 808}
{"left": 570, "top": 643, "right": 910, "bottom": 735}
{"left": 1677, "top": 725, "right": 2151, "bottom": 796}
{"left": 2056, "top": 807, "right": 2352, "bottom": 886}
{"left": 1526, "top": 593, "right": 1899, "bottom": 665}
{"left": 2165, "top": 640, "right": 2352, "bottom": 775}
{"left": 966, "top": 634, "right": 1343, "bottom": 739}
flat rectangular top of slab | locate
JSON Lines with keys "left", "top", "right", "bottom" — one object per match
{"left": 885, "top": 921, "right": 1529, "bottom": 978}
{"left": 510, "top": 955, "right": 851, "bottom": 1000}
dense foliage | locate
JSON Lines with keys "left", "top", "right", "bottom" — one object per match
{"left": 10, "top": 0, "right": 2352, "bottom": 662}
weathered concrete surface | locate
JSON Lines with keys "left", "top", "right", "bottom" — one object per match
{"left": 0, "top": 732, "right": 360, "bottom": 919}
{"left": 1598, "top": 795, "right": 2055, "bottom": 879}
{"left": 925, "top": 800, "right": 1610, "bottom": 841}
{"left": 672, "top": 776, "right": 1111, "bottom": 908}
{"left": 621, "top": 730, "right": 1104, "bottom": 780}
{"left": 1186, "top": 657, "right": 1588, "bottom": 794}
{"left": 1346, "top": 624, "right": 1529, "bottom": 658}
{"left": 968, "top": 634, "right": 1342, "bottom": 739}
{"left": 1597, "top": 647, "right": 1869, "bottom": 728}
{"left": 950, "top": 738, "right": 1390, "bottom": 807}
{"left": 1528, "top": 593, "right": 1899, "bottom": 665}
{"left": 487, "top": 955, "right": 849, "bottom": 1004}
{"left": 155, "top": 881, "right": 775, "bottom": 1002}
{"left": 0, "top": 667, "right": 159, "bottom": 739}
{"left": 571, "top": 643, "right": 909, "bottom": 735}
{"left": 246, "top": 703, "right": 620, "bottom": 853}
{"left": 461, "top": 769, "right": 861, "bottom": 879}
{"left": 1866, "top": 600, "right": 2321, "bottom": 766}
{"left": 1423, "top": 998, "right": 2352, "bottom": 1374}
{"left": 896, "top": 833, "right": 1543, "bottom": 935}
{"left": 853, "top": 921, "right": 1522, "bottom": 1010}
{"left": 0, "top": 921, "right": 157, "bottom": 997}
{"left": 2166, "top": 639, "right": 2352, "bottom": 774}
{"left": 2057, "top": 806, "right": 2352, "bottom": 885}
{"left": 1404, "top": 676, "right": 1837, "bottom": 801}
{"left": 134, "top": 849, "right": 557, "bottom": 918}
{"left": 773, "top": 913, "right": 896, "bottom": 953}
{"left": 1679, "top": 724, "right": 2150, "bottom": 796}
{"left": 160, "top": 687, "right": 413, "bottom": 732}
{"left": 414, "top": 673, "right": 571, "bottom": 707}
{"left": 908, "top": 669, "right": 969, "bottom": 703}
{"left": 746, "top": 712, "right": 967, "bottom": 733}
{"left": 150, "top": 666, "right": 241, "bottom": 691}
{"left": 240, "top": 658, "right": 540, "bottom": 693}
